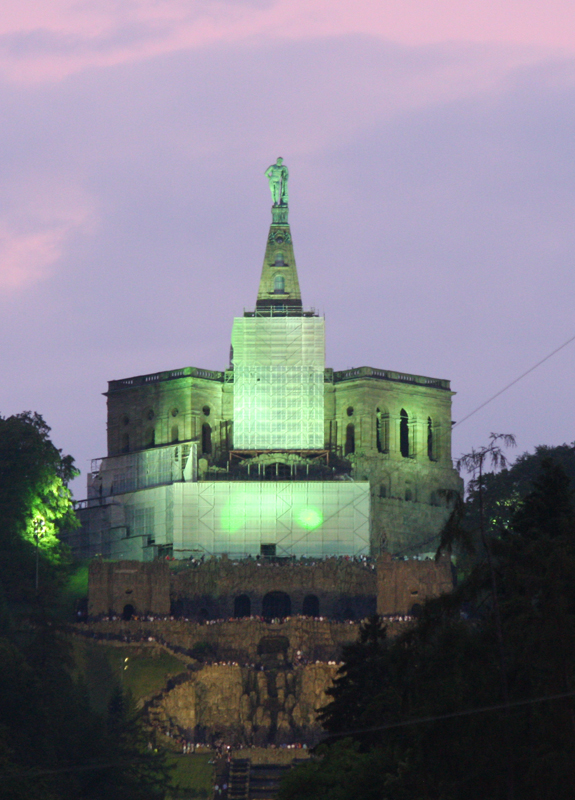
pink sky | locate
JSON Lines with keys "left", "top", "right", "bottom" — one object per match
{"left": 2, "top": 0, "right": 574, "bottom": 82}
{"left": 1, "top": 0, "right": 574, "bottom": 495}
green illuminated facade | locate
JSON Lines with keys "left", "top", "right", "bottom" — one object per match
{"left": 72, "top": 161, "right": 462, "bottom": 561}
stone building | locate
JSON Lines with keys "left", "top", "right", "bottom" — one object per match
{"left": 71, "top": 161, "right": 462, "bottom": 562}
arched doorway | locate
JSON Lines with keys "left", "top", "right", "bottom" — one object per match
{"left": 122, "top": 603, "right": 135, "bottom": 621}
{"left": 302, "top": 594, "right": 320, "bottom": 617}
{"left": 345, "top": 424, "right": 355, "bottom": 455}
{"left": 400, "top": 409, "right": 409, "bottom": 457}
{"left": 234, "top": 594, "right": 251, "bottom": 618}
{"left": 202, "top": 424, "right": 212, "bottom": 455}
{"left": 262, "top": 591, "right": 291, "bottom": 620}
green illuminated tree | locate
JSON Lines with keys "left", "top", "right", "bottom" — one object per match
{"left": 0, "top": 412, "right": 78, "bottom": 600}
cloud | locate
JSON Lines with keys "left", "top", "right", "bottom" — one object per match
{"left": 0, "top": 183, "right": 97, "bottom": 294}
{"left": 0, "top": 0, "right": 573, "bottom": 83}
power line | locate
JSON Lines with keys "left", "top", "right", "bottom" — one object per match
{"left": 14, "top": 688, "right": 575, "bottom": 778}
{"left": 321, "top": 688, "right": 575, "bottom": 739}
{"left": 453, "top": 331, "right": 575, "bottom": 431}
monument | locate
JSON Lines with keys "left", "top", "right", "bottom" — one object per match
{"left": 69, "top": 160, "right": 462, "bottom": 563}
{"left": 265, "top": 157, "right": 289, "bottom": 206}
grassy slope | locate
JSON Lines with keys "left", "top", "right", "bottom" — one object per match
{"left": 70, "top": 637, "right": 215, "bottom": 796}
{"left": 70, "top": 638, "right": 186, "bottom": 711}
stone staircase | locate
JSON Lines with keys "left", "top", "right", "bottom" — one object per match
{"left": 228, "top": 758, "right": 250, "bottom": 800}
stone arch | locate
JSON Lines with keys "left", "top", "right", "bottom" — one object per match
{"left": 302, "top": 594, "right": 320, "bottom": 617}
{"left": 411, "top": 602, "right": 422, "bottom": 617}
{"left": 234, "top": 594, "right": 251, "bottom": 618}
{"left": 262, "top": 591, "right": 291, "bottom": 620}
{"left": 122, "top": 603, "right": 135, "bottom": 621}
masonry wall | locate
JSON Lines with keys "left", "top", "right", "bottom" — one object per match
{"left": 377, "top": 552, "right": 454, "bottom": 616}
{"left": 97, "top": 366, "right": 463, "bottom": 560}
{"left": 106, "top": 371, "right": 229, "bottom": 458}
{"left": 88, "top": 560, "right": 171, "bottom": 617}
{"left": 325, "top": 373, "right": 463, "bottom": 555}
{"left": 88, "top": 555, "right": 454, "bottom": 620}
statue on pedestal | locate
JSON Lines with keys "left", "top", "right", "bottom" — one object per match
{"left": 265, "top": 157, "right": 289, "bottom": 206}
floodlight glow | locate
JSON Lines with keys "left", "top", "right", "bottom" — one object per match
{"left": 296, "top": 507, "right": 323, "bottom": 530}
{"left": 220, "top": 496, "right": 246, "bottom": 533}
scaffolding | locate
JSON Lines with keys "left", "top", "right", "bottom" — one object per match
{"left": 231, "top": 315, "right": 325, "bottom": 450}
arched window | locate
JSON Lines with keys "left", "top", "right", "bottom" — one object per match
{"left": 400, "top": 409, "right": 409, "bottom": 458}
{"left": 202, "top": 423, "right": 212, "bottom": 454}
{"left": 302, "top": 594, "right": 320, "bottom": 617}
{"left": 376, "top": 408, "right": 389, "bottom": 453}
{"left": 274, "top": 251, "right": 285, "bottom": 265}
{"left": 122, "top": 433, "right": 130, "bottom": 453}
{"left": 427, "top": 417, "right": 437, "bottom": 461}
{"left": 171, "top": 426, "right": 179, "bottom": 443}
{"left": 146, "top": 428, "right": 155, "bottom": 447}
{"left": 262, "top": 591, "right": 291, "bottom": 620}
{"left": 234, "top": 594, "right": 251, "bottom": 618}
{"left": 345, "top": 424, "right": 355, "bottom": 455}
{"left": 273, "top": 274, "right": 285, "bottom": 293}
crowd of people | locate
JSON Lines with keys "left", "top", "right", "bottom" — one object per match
{"left": 182, "top": 553, "right": 377, "bottom": 570}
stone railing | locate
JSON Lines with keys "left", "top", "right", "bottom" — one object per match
{"left": 108, "top": 366, "right": 224, "bottom": 391}
{"left": 330, "top": 366, "right": 450, "bottom": 390}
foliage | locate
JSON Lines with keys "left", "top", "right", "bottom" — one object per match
{"left": 0, "top": 411, "right": 170, "bottom": 799}
{"left": 0, "top": 621, "right": 170, "bottom": 799}
{"left": 280, "top": 457, "right": 575, "bottom": 800}
{"left": 318, "top": 616, "right": 399, "bottom": 744}
{"left": 0, "top": 412, "right": 80, "bottom": 605}
{"left": 0, "top": 411, "right": 78, "bottom": 553}
{"left": 466, "top": 441, "right": 575, "bottom": 536}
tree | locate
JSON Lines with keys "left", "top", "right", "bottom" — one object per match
{"left": 318, "top": 616, "right": 398, "bottom": 743}
{"left": 0, "top": 412, "right": 78, "bottom": 601}
{"left": 280, "top": 456, "right": 575, "bottom": 800}
{"left": 466, "top": 441, "right": 575, "bottom": 538}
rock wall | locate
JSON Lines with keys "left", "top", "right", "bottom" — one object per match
{"left": 151, "top": 662, "right": 337, "bottom": 747}
{"left": 76, "top": 615, "right": 411, "bottom": 747}
{"left": 83, "top": 617, "right": 359, "bottom": 663}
